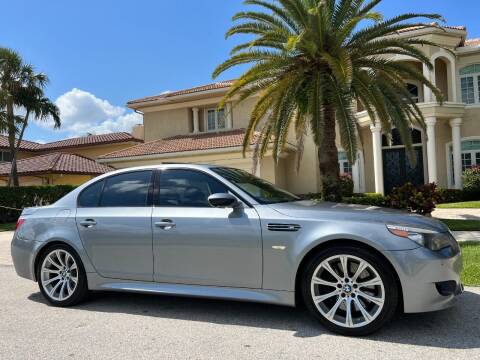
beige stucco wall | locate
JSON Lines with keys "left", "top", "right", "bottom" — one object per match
{"left": 144, "top": 108, "right": 191, "bottom": 142}
{"left": 283, "top": 134, "right": 320, "bottom": 194}
{"left": 232, "top": 97, "right": 258, "bottom": 129}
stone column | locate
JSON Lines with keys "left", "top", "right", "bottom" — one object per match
{"left": 370, "top": 123, "right": 384, "bottom": 195}
{"left": 225, "top": 102, "right": 233, "bottom": 129}
{"left": 192, "top": 107, "right": 199, "bottom": 133}
{"left": 423, "top": 63, "right": 434, "bottom": 103}
{"left": 426, "top": 117, "right": 438, "bottom": 184}
{"left": 450, "top": 118, "right": 463, "bottom": 189}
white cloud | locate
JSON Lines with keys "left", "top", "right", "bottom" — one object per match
{"left": 39, "top": 88, "right": 142, "bottom": 137}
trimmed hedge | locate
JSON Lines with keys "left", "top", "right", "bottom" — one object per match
{"left": 437, "top": 187, "right": 480, "bottom": 204}
{"left": 0, "top": 185, "right": 76, "bottom": 223}
{"left": 343, "top": 193, "right": 387, "bottom": 207}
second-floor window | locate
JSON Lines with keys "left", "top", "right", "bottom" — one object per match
{"left": 206, "top": 108, "right": 226, "bottom": 132}
{"left": 460, "top": 64, "right": 480, "bottom": 105}
{"left": 0, "top": 151, "right": 12, "bottom": 163}
{"left": 406, "top": 83, "right": 419, "bottom": 103}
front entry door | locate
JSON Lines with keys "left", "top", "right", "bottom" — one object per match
{"left": 152, "top": 169, "right": 263, "bottom": 288}
{"left": 383, "top": 147, "right": 425, "bottom": 193}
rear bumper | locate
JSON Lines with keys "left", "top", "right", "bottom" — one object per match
{"left": 11, "top": 234, "right": 40, "bottom": 281}
{"left": 384, "top": 246, "right": 463, "bottom": 313}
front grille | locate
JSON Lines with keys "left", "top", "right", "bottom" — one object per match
{"left": 267, "top": 223, "right": 301, "bottom": 232}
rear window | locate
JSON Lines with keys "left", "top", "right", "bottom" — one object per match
{"left": 100, "top": 171, "right": 153, "bottom": 207}
{"left": 100, "top": 171, "right": 152, "bottom": 207}
{"left": 78, "top": 180, "right": 104, "bottom": 207}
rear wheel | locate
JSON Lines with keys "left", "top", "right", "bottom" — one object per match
{"left": 301, "top": 246, "right": 398, "bottom": 336}
{"left": 37, "top": 244, "right": 88, "bottom": 307}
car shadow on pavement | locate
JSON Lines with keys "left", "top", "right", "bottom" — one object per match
{"left": 28, "top": 289, "right": 480, "bottom": 349}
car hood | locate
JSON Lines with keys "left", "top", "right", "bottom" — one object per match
{"left": 267, "top": 200, "right": 449, "bottom": 233}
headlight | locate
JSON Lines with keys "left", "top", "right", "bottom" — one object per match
{"left": 387, "top": 225, "right": 459, "bottom": 253}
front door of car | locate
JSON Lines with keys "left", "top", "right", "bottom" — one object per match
{"left": 152, "top": 169, "right": 262, "bottom": 288}
{"left": 76, "top": 170, "right": 154, "bottom": 282}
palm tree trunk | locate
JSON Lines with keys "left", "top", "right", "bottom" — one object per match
{"left": 8, "top": 112, "right": 30, "bottom": 188}
{"left": 6, "top": 99, "right": 19, "bottom": 187}
{"left": 318, "top": 107, "right": 341, "bottom": 201}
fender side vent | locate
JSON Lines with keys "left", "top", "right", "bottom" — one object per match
{"left": 267, "top": 223, "right": 301, "bottom": 232}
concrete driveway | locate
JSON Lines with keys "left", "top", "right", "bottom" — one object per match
{"left": 1, "top": 231, "right": 479, "bottom": 359}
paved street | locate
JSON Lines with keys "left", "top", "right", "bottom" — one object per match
{"left": 1, "top": 232, "right": 479, "bottom": 359}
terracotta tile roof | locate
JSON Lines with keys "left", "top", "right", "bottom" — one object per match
{"left": 0, "top": 153, "right": 114, "bottom": 176}
{"left": 0, "top": 135, "right": 42, "bottom": 151}
{"left": 396, "top": 22, "right": 466, "bottom": 34}
{"left": 127, "top": 80, "right": 235, "bottom": 106}
{"left": 0, "top": 132, "right": 142, "bottom": 152}
{"left": 464, "top": 38, "right": 480, "bottom": 47}
{"left": 100, "top": 129, "right": 259, "bottom": 160}
{"left": 39, "top": 132, "right": 142, "bottom": 150}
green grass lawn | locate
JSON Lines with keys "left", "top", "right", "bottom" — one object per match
{"left": 0, "top": 223, "right": 15, "bottom": 232}
{"left": 439, "top": 219, "right": 480, "bottom": 231}
{"left": 460, "top": 242, "right": 480, "bottom": 286}
{"left": 437, "top": 201, "right": 480, "bottom": 209}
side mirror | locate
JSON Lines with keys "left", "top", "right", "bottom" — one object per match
{"left": 208, "top": 193, "right": 241, "bottom": 208}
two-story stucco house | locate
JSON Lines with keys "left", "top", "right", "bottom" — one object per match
{"left": 99, "top": 24, "right": 480, "bottom": 195}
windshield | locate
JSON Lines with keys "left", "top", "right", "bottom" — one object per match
{"left": 212, "top": 167, "right": 300, "bottom": 204}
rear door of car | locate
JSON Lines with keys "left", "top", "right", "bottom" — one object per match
{"left": 151, "top": 168, "right": 263, "bottom": 288}
{"left": 75, "top": 170, "right": 154, "bottom": 281}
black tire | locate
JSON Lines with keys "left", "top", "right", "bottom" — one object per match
{"left": 36, "top": 244, "right": 89, "bottom": 307}
{"left": 301, "top": 246, "right": 398, "bottom": 336}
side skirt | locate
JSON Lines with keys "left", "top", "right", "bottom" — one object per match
{"left": 87, "top": 273, "right": 296, "bottom": 307}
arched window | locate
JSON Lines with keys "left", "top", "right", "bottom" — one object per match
{"left": 459, "top": 64, "right": 480, "bottom": 104}
{"left": 448, "top": 138, "right": 480, "bottom": 186}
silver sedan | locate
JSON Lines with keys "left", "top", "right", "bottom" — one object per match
{"left": 11, "top": 164, "right": 463, "bottom": 336}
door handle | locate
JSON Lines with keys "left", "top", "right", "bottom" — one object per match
{"left": 80, "top": 219, "right": 97, "bottom": 228}
{"left": 155, "top": 220, "right": 176, "bottom": 230}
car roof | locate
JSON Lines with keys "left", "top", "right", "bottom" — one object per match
{"left": 106, "top": 163, "right": 222, "bottom": 175}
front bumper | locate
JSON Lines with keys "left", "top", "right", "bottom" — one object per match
{"left": 384, "top": 246, "right": 463, "bottom": 313}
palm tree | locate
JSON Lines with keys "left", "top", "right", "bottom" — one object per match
{"left": 0, "top": 48, "right": 60, "bottom": 186}
{"left": 213, "top": 0, "right": 445, "bottom": 200}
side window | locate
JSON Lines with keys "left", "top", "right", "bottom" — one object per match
{"left": 158, "top": 169, "right": 228, "bottom": 207}
{"left": 100, "top": 171, "right": 152, "bottom": 207}
{"left": 78, "top": 180, "right": 104, "bottom": 207}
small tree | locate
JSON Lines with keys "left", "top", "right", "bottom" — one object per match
{"left": 213, "top": 0, "right": 444, "bottom": 201}
{"left": 0, "top": 48, "right": 60, "bottom": 187}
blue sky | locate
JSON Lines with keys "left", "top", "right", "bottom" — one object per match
{"left": 2, "top": 0, "right": 479, "bottom": 142}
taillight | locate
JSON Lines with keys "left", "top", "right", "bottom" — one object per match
{"left": 16, "top": 218, "right": 25, "bottom": 230}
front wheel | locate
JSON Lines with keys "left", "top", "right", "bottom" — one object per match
{"left": 301, "top": 246, "right": 398, "bottom": 336}
{"left": 37, "top": 244, "right": 88, "bottom": 307}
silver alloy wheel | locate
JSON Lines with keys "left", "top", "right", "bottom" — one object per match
{"left": 310, "top": 254, "right": 385, "bottom": 328}
{"left": 40, "top": 249, "right": 79, "bottom": 301}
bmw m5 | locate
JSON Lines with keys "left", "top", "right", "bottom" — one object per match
{"left": 11, "top": 164, "right": 463, "bottom": 336}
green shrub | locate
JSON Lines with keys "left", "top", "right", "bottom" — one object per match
{"left": 437, "top": 188, "right": 465, "bottom": 204}
{"left": 463, "top": 166, "right": 480, "bottom": 199}
{"left": 386, "top": 182, "right": 441, "bottom": 215}
{"left": 338, "top": 174, "right": 354, "bottom": 198}
{"left": 303, "top": 174, "right": 355, "bottom": 201}
{"left": 0, "top": 185, "right": 76, "bottom": 223}
{"left": 343, "top": 193, "right": 387, "bottom": 207}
